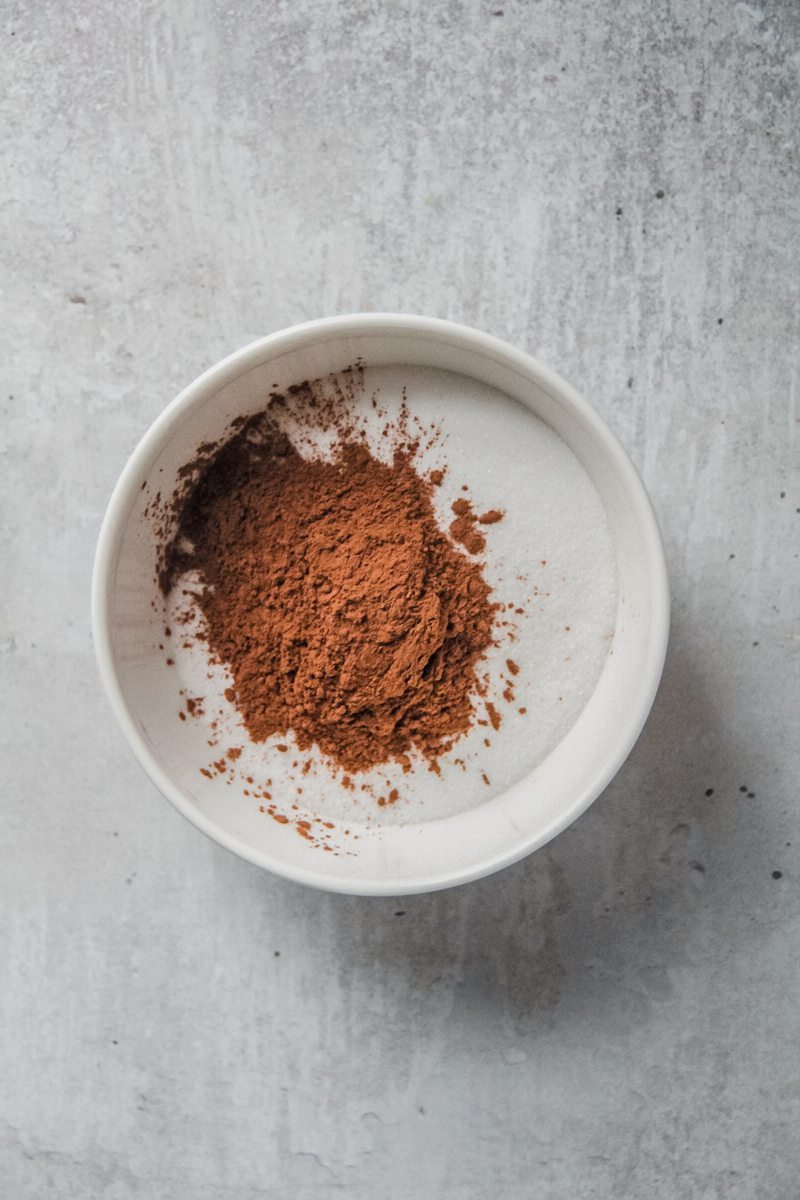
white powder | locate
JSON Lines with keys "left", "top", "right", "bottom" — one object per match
{"left": 167, "top": 365, "right": 617, "bottom": 826}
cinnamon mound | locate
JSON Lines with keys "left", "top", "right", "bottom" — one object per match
{"left": 160, "top": 414, "right": 497, "bottom": 773}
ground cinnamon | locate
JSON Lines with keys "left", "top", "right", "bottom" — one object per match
{"left": 159, "top": 411, "right": 499, "bottom": 773}
{"left": 448, "top": 497, "right": 505, "bottom": 556}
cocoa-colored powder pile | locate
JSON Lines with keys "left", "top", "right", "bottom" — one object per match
{"left": 160, "top": 413, "right": 497, "bottom": 773}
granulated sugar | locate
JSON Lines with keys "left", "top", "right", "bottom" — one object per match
{"left": 155, "top": 364, "right": 617, "bottom": 827}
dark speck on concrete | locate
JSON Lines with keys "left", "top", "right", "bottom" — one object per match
{"left": 748, "top": 791, "right": 755, "bottom": 799}
{"left": 655, "top": 189, "right": 665, "bottom": 199}
{"left": 772, "top": 870, "right": 783, "bottom": 880}
{"left": 616, "top": 207, "right": 623, "bottom": 217}
{"left": 492, "top": 8, "right": 504, "bottom": 13}
{"left": 753, "top": 641, "right": 759, "bottom": 647}
{"left": 69, "top": 294, "right": 87, "bottom": 305}
{"left": 690, "top": 861, "right": 706, "bottom": 873}
{"left": 780, "top": 491, "right": 786, "bottom": 498}
{"left": 729, "top": 553, "right": 735, "bottom": 559}
{"left": 395, "top": 910, "right": 406, "bottom": 917}
{"left": 718, "top": 317, "right": 724, "bottom": 325}
{"left": 627, "top": 375, "right": 633, "bottom": 388}
{"left": 739, "top": 785, "right": 748, "bottom": 793}
{"left": 705, "top": 787, "right": 714, "bottom": 797}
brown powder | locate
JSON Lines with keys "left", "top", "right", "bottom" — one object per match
{"left": 485, "top": 701, "right": 502, "bottom": 731}
{"left": 449, "top": 497, "right": 486, "bottom": 555}
{"left": 448, "top": 496, "right": 503, "bottom": 555}
{"left": 159, "top": 411, "right": 499, "bottom": 774}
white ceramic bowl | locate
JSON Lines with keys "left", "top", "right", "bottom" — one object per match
{"left": 92, "top": 315, "right": 669, "bottom": 895}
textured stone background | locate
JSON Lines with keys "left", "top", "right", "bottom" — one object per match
{"left": 2, "top": 1, "right": 798, "bottom": 1196}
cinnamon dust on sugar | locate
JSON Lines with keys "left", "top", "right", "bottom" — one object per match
{"left": 157, "top": 370, "right": 511, "bottom": 779}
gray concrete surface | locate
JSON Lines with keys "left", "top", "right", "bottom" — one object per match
{"left": 2, "top": 1, "right": 799, "bottom": 1196}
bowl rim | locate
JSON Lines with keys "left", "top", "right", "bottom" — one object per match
{"left": 91, "top": 313, "right": 670, "bottom": 895}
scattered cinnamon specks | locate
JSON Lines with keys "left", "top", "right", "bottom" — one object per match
{"left": 449, "top": 498, "right": 485, "bottom": 555}
{"left": 447, "top": 495, "right": 502, "bottom": 555}
{"left": 485, "top": 702, "right": 501, "bottom": 731}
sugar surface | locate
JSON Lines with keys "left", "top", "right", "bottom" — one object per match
{"left": 166, "top": 365, "right": 617, "bottom": 826}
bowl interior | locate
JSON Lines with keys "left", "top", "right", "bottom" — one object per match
{"left": 94, "top": 318, "right": 668, "bottom": 894}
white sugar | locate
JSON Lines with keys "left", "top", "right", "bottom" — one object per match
{"left": 167, "top": 364, "right": 617, "bottom": 826}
